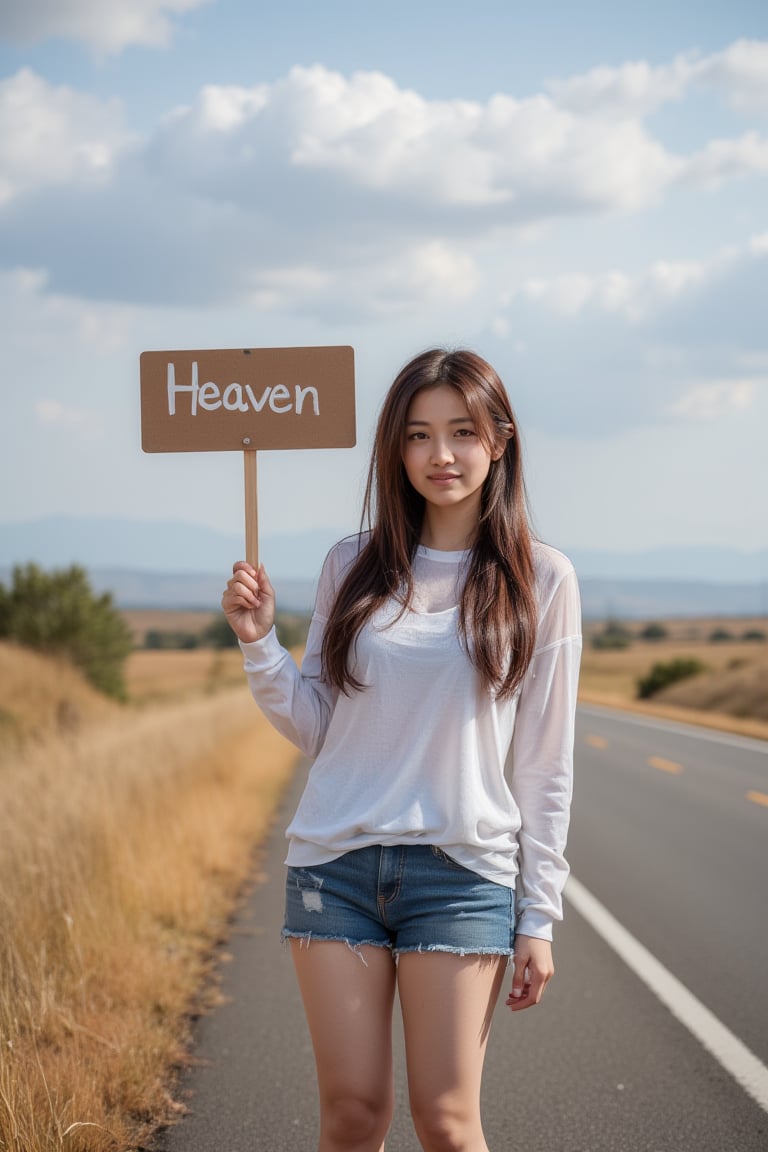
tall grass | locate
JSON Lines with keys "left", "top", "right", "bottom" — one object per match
{"left": 0, "top": 644, "right": 298, "bottom": 1151}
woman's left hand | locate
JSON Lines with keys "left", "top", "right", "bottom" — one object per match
{"left": 506, "top": 935, "right": 554, "bottom": 1011}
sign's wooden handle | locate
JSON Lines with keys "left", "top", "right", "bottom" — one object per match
{"left": 244, "top": 450, "right": 258, "bottom": 569}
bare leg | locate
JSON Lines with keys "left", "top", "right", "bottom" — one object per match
{"left": 397, "top": 952, "right": 506, "bottom": 1152}
{"left": 290, "top": 940, "right": 398, "bottom": 1152}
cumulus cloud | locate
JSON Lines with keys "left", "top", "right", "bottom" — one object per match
{"left": 668, "top": 379, "right": 757, "bottom": 420}
{"left": 0, "top": 50, "right": 766, "bottom": 320}
{"left": 547, "top": 53, "right": 698, "bottom": 118}
{"left": 0, "top": 70, "right": 126, "bottom": 205}
{"left": 0, "top": 64, "right": 683, "bottom": 310}
{"left": 0, "top": 0, "right": 210, "bottom": 54}
{"left": 699, "top": 39, "right": 768, "bottom": 117}
{"left": 548, "top": 39, "right": 768, "bottom": 120}
{"left": 485, "top": 236, "right": 768, "bottom": 436}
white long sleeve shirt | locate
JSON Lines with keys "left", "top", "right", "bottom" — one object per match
{"left": 240, "top": 536, "right": 582, "bottom": 940}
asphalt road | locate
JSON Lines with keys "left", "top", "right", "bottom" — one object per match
{"left": 152, "top": 707, "right": 768, "bottom": 1151}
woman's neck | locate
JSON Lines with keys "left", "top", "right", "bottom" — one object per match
{"left": 420, "top": 509, "right": 477, "bottom": 552}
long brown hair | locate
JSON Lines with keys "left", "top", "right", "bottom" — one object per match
{"left": 322, "top": 348, "right": 538, "bottom": 698}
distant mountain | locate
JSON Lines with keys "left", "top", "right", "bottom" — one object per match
{"left": 2, "top": 516, "right": 767, "bottom": 584}
{"left": 0, "top": 515, "right": 341, "bottom": 579}
{"left": 32, "top": 569, "right": 768, "bottom": 617}
{"left": 1, "top": 517, "right": 766, "bottom": 618}
{"left": 567, "top": 545, "right": 768, "bottom": 584}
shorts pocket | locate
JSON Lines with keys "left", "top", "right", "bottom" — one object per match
{"left": 430, "top": 845, "right": 468, "bottom": 871}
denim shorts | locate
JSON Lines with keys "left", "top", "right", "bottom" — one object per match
{"left": 283, "top": 844, "right": 515, "bottom": 957}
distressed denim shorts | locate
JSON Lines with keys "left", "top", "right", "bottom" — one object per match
{"left": 283, "top": 844, "right": 515, "bottom": 957}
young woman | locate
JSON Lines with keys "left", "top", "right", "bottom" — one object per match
{"left": 222, "top": 348, "right": 581, "bottom": 1152}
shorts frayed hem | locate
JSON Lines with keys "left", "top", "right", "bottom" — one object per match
{"left": 281, "top": 930, "right": 513, "bottom": 966}
{"left": 281, "top": 929, "right": 392, "bottom": 965}
{"left": 393, "top": 944, "right": 514, "bottom": 962}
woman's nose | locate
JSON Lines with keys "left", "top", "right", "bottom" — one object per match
{"left": 430, "top": 440, "right": 454, "bottom": 464}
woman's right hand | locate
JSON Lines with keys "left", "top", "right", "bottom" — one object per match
{"left": 221, "top": 562, "right": 276, "bottom": 644}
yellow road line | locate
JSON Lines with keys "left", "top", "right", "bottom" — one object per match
{"left": 648, "top": 756, "right": 684, "bottom": 775}
{"left": 586, "top": 734, "right": 608, "bottom": 749}
{"left": 747, "top": 790, "right": 768, "bottom": 809}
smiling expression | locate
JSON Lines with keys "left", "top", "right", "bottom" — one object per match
{"left": 402, "top": 385, "right": 503, "bottom": 523}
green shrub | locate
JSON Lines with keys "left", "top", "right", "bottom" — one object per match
{"left": 640, "top": 621, "right": 668, "bottom": 641}
{"left": 637, "top": 657, "right": 706, "bottom": 699}
{"left": 0, "top": 563, "right": 132, "bottom": 699}
{"left": 591, "top": 619, "right": 633, "bottom": 650}
{"left": 145, "top": 629, "right": 200, "bottom": 650}
{"left": 742, "top": 628, "right": 766, "bottom": 642}
{"left": 202, "top": 613, "right": 241, "bottom": 649}
{"left": 275, "top": 613, "right": 311, "bottom": 649}
{"left": 709, "top": 628, "right": 734, "bottom": 643}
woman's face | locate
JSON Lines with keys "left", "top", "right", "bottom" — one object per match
{"left": 402, "top": 385, "right": 501, "bottom": 520}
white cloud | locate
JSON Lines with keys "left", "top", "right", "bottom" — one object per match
{"left": 515, "top": 246, "right": 743, "bottom": 321}
{"left": 0, "top": 70, "right": 126, "bottom": 205}
{"left": 699, "top": 39, "right": 768, "bottom": 117}
{"left": 0, "top": 51, "right": 766, "bottom": 320}
{"left": 668, "top": 379, "right": 757, "bottom": 421}
{"left": 547, "top": 53, "right": 698, "bottom": 118}
{"left": 548, "top": 39, "right": 768, "bottom": 121}
{"left": 682, "top": 131, "right": 768, "bottom": 187}
{"left": 0, "top": 0, "right": 210, "bottom": 54}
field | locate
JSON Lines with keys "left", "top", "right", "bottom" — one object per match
{"left": 579, "top": 616, "right": 768, "bottom": 739}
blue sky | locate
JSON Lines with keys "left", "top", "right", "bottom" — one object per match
{"left": 1, "top": 0, "right": 767, "bottom": 566}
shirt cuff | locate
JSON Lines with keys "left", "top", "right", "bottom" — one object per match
{"left": 515, "top": 909, "right": 555, "bottom": 942}
{"left": 238, "top": 627, "right": 282, "bottom": 668}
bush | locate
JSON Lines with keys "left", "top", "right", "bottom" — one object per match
{"left": 640, "top": 621, "right": 668, "bottom": 641}
{"left": 637, "top": 657, "right": 706, "bottom": 699}
{"left": 709, "top": 628, "right": 734, "bottom": 643}
{"left": 275, "top": 613, "right": 311, "bottom": 649}
{"left": 145, "top": 629, "right": 200, "bottom": 650}
{"left": 0, "top": 563, "right": 133, "bottom": 699}
{"left": 202, "top": 613, "right": 241, "bottom": 649}
{"left": 742, "top": 628, "right": 766, "bottom": 642}
{"left": 591, "top": 619, "right": 633, "bottom": 650}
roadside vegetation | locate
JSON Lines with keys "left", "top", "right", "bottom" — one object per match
{"left": 0, "top": 631, "right": 300, "bottom": 1151}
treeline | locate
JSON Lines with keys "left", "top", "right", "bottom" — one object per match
{"left": 143, "top": 612, "right": 310, "bottom": 652}
{"left": 591, "top": 618, "right": 767, "bottom": 650}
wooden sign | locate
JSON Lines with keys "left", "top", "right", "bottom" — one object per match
{"left": 140, "top": 345, "right": 355, "bottom": 453}
{"left": 140, "top": 345, "right": 356, "bottom": 568}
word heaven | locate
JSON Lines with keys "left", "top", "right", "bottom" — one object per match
{"left": 167, "top": 362, "right": 320, "bottom": 417}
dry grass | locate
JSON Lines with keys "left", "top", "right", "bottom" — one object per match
{"left": 579, "top": 619, "right": 768, "bottom": 740}
{"left": 125, "top": 648, "right": 245, "bottom": 705}
{"left": 0, "top": 643, "right": 120, "bottom": 747}
{"left": 0, "top": 641, "right": 299, "bottom": 1151}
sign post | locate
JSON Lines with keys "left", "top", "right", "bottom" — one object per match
{"left": 140, "top": 345, "right": 356, "bottom": 568}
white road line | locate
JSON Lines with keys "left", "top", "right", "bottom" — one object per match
{"left": 577, "top": 704, "right": 768, "bottom": 754}
{"left": 565, "top": 875, "right": 768, "bottom": 1114}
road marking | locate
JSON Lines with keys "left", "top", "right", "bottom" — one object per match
{"left": 648, "top": 755, "right": 684, "bottom": 775}
{"left": 747, "top": 790, "right": 768, "bottom": 808}
{"left": 565, "top": 876, "right": 768, "bottom": 1113}
{"left": 578, "top": 704, "right": 768, "bottom": 754}
{"left": 586, "top": 734, "right": 608, "bottom": 749}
